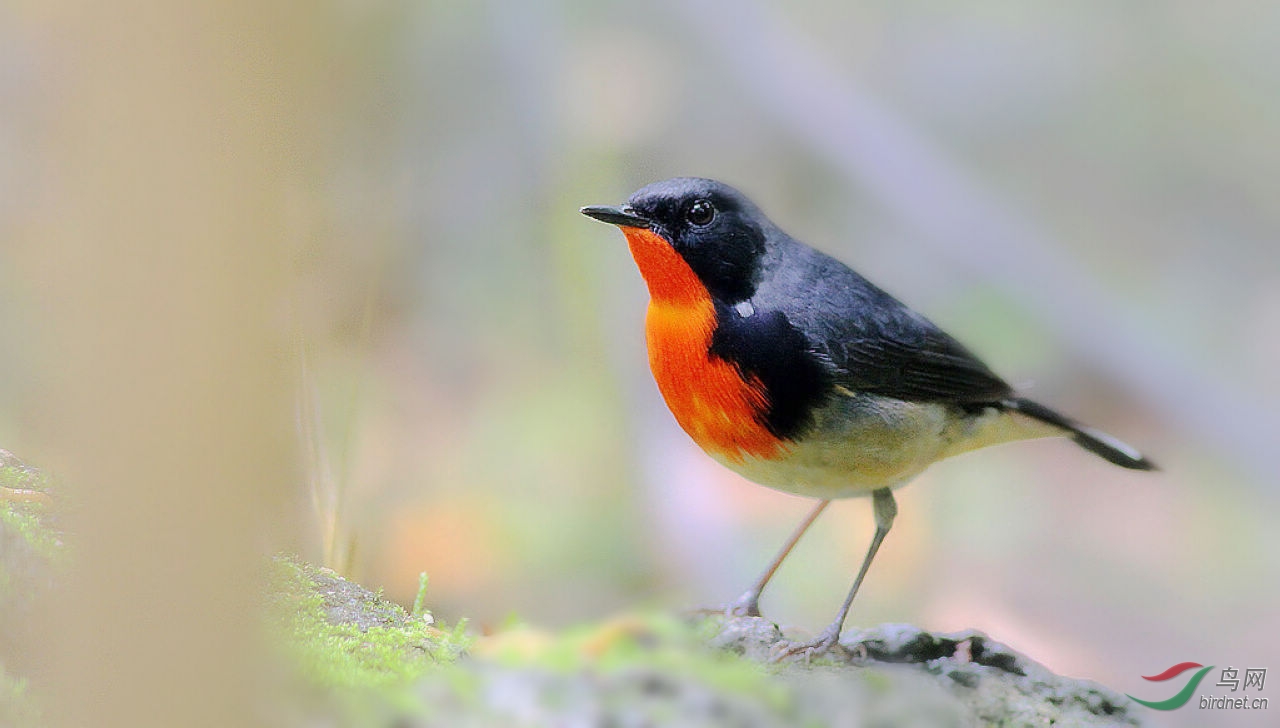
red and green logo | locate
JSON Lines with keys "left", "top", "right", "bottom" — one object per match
{"left": 1127, "top": 662, "right": 1215, "bottom": 710}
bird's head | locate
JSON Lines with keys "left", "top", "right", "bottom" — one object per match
{"left": 581, "top": 177, "right": 768, "bottom": 305}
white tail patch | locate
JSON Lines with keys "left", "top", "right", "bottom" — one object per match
{"left": 1075, "top": 425, "right": 1144, "bottom": 461}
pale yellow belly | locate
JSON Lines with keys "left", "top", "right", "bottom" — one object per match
{"left": 708, "top": 392, "right": 1062, "bottom": 499}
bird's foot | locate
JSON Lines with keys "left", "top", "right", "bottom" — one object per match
{"left": 769, "top": 624, "right": 849, "bottom": 664}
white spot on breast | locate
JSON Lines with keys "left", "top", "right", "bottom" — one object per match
{"left": 734, "top": 300, "right": 755, "bottom": 318}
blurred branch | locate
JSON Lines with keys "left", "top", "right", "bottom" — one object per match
{"left": 297, "top": 340, "right": 342, "bottom": 571}
{"left": 669, "top": 0, "right": 1279, "bottom": 488}
{"left": 295, "top": 252, "right": 383, "bottom": 575}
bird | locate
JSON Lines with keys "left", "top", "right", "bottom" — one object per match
{"left": 580, "top": 177, "right": 1155, "bottom": 659}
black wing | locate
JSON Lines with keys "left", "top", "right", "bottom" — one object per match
{"left": 825, "top": 311, "right": 1013, "bottom": 403}
{"left": 754, "top": 241, "right": 1013, "bottom": 405}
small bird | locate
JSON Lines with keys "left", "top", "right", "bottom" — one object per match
{"left": 581, "top": 177, "right": 1155, "bottom": 659}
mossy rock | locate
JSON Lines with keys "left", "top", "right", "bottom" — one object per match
{"left": 269, "top": 561, "right": 1144, "bottom": 727}
{"left": 0, "top": 450, "right": 60, "bottom": 600}
{"left": 0, "top": 450, "right": 59, "bottom": 728}
{"left": 268, "top": 555, "right": 471, "bottom": 692}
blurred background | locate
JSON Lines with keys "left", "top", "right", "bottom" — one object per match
{"left": 2, "top": 1, "right": 1278, "bottom": 725}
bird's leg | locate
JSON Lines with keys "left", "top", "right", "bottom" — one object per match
{"left": 724, "top": 499, "right": 830, "bottom": 617}
{"left": 772, "top": 488, "right": 896, "bottom": 662}
{"left": 687, "top": 499, "right": 830, "bottom": 618}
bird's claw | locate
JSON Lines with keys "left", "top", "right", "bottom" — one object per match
{"left": 769, "top": 626, "right": 845, "bottom": 664}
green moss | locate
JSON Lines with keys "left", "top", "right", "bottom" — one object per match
{"left": 0, "top": 459, "right": 60, "bottom": 566}
{"left": 0, "top": 505, "right": 62, "bottom": 564}
{"left": 268, "top": 556, "right": 471, "bottom": 694}
{"left": 0, "top": 463, "right": 43, "bottom": 491}
{"left": 0, "top": 460, "right": 61, "bottom": 728}
{"left": 266, "top": 558, "right": 798, "bottom": 723}
{"left": 0, "top": 485, "right": 63, "bottom": 617}
{"left": 474, "top": 612, "right": 790, "bottom": 708}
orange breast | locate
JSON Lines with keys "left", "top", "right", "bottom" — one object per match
{"left": 622, "top": 227, "right": 784, "bottom": 462}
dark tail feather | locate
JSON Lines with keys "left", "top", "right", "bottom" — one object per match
{"left": 1005, "top": 398, "right": 1157, "bottom": 471}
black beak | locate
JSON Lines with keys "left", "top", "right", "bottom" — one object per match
{"left": 580, "top": 205, "right": 651, "bottom": 228}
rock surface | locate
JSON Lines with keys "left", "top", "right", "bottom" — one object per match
{"left": 404, "top": 617, "right": 1143, "bottom": 728}
{"left": 711, "top": 616, "right": 1141, "bottom": 727}
{"left": 295, "top": 563, "right": 1144, "bottom": 728}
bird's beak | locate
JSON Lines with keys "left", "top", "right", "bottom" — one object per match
{"left": 580, "top": 205, "right": 650, "bottom": 228}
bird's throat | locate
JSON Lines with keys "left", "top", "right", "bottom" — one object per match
{"left": 621, "top": 227, "right": 706, "bottom": 305}
{"left": 622, "top": 227, "right": 784, "bottom": 462}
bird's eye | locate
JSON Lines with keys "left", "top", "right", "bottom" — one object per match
{"left": 686, "top": 199, "right": 715, "bottom": 226}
